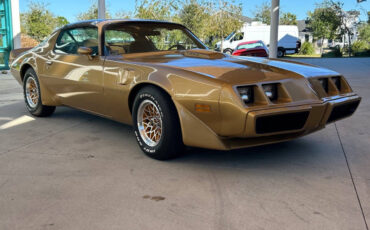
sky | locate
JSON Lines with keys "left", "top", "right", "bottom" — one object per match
{"left": 19, "top": 0, "right": 370, "bottom": 23}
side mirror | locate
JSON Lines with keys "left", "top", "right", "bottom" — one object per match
{"left": 77, "top": 47, "right": 93, "bottom": 60}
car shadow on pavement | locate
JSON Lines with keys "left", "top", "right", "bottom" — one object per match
{"left": 1, "top": 103, "right": 333, "bottom": 172}
{"left": 172, "top": 139, "right": 323, "bottom": 169}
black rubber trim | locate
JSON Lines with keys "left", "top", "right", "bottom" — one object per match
{"left": 256, "top": 111, "right": 310, "bottom": 134}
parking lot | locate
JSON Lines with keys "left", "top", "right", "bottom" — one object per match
{"left": 0, "top": 58, "right": 369, "bottom": 230}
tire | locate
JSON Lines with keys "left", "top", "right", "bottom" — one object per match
{"left": 277, "top": 48, "right": 285, "bottom": 58}
{"left": 132, "top": 86, "right": 184, "bottom": 160}
{"left": 23, "top": 68, "right": 56, "bottom": 117}
{"left": 223, "top": 49, "right": 233, "bottom": 55}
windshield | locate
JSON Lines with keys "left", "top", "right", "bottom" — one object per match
{"left": 237, "top": 42, "right": 265, "bottom": 50}
{"left": 225, "top": 31, "right": 235, "bottom": 41}
{"left": 104, "top": 22, "right": 207, "bottom": 55}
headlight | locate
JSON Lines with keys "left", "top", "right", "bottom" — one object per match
{"left": 331, "top": 77, "right": 341, "bottom": 91}
{"left": 262, "top": 84, "right": 278, "bottom": 101}
{"left": 237, "top": 86, "right": 254, "bottom": 104}
{"left": 318, "top": 78, "right": 328, "bottom": 93}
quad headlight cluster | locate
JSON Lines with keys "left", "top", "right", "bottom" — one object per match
{"left": 331, "top": 76, "right": 341, "bottom": 91}
{"left": 262, "top": 84, "right": 278, "bottom": 101}
{"left": 237, "top": 83, "right": 279, "bottom": 105}
{"left": 318, "top": 78, "right": 329, "bottom": 92}
{"left": 318, "top": 76, "right": 341, "bottom": 93}
{"left": 237, "top": 86, "right": 254, "bottom": 104}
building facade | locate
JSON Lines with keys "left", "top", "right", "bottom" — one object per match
{"left": 1, "top": 0, "right": 20, "bottom": 70}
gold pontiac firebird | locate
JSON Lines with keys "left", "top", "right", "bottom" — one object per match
{"left": 9, "top": 19, "right": 361, "bottom": 160}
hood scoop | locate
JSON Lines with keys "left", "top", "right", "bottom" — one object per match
{"left": 182, "top": 50, "right": 226, "bottom": 60}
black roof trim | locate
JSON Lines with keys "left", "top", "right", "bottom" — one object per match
{"left": 59, "top": 19, "right": 184, "bottom": 31}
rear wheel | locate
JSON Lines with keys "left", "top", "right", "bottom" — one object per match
{"left": 23, "top": 68, "right": 55, "bottom": 117}
{"left": 132, "top": 86, "right": 184, "bottom": 160}
{"left": 277, "top": 48, "right": 285, "bottom": 58}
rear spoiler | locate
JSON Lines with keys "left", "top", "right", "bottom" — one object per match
{"left": 9, "top": 47, "right": 33, "bottom": 64}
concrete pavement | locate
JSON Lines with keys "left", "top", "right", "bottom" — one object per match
{"left": 0, "top": 58, "right": 369, "bottom": 230}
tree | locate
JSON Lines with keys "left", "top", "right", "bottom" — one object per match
{"left": 308, "top": 2, "right": 341, "bottom": 53}
{"left": 76, "top": 2, "right": 111, "bottom": 20}
{"left": 115, "top": 11, "right": 132, "bottom": 19}
{"left": 21, "top": 1, "right": 69, "bottom": 42}
{"left": 280, "top": 12, "right": 297, "bottom": 25}
{"left": 135, "top": 0, "right": 178, "bottom": 20}
{"left": 209, "top": 0, "right": 243, "bottom": 52}
{"left": 358, "top": 23, "right": 370, "bottom": 42}
{"left": 328, "top": 1, "right": 359, "bottom": 56}
{"left": 55, "top": 16, "right": 69, "bottom": 28}
{"left": 254, "top": 2, "right": 297, "bottom": 26}
{"left": 368, "top": 11, "right": 370, "bottom": 24}
{"left": 179, "top": 0, "right": 210, "bottom": 41}
{"left": 253, "top": 1, "right": 271, "bottom": 25}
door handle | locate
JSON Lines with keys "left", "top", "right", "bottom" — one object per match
{"left": 46, "top": 61, "right": 53, "bottom": 65}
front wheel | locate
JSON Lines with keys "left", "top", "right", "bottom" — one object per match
{"left": 23, "top": 68, "right": 55, "bottom": 117}
{"left": 223, "top": 49, "right": 233, "bottom": 55}
{"left": 132, "top": 86, "right": 184, "bottom": 160}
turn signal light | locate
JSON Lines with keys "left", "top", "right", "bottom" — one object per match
{"left": 195, "top": 104, "right": 211, "bottom": 112}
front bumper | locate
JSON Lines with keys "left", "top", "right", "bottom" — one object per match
{"left": 177, "top": 94, "right": 361, "bottom": 150}
{"left": 244, "top": 94, "right": 360, "bottom": 138}
{"left": 222, "top": 94, "right": 361, "bottom": 150}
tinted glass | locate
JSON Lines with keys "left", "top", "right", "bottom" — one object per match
{"left": 237, "top": 42, "right": 264, "bottom": 50}
{"left": 55, "top": 27, "right": 98, "bottom": 55}
{"left": 233, "top": 32, "right": 244, "bottom": 41}
{"left": 104, "top": 22, "right": 205, "bottom": 55}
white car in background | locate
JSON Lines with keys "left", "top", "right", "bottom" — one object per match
{"left": 216, "top": 25, "right": 300, "bottom": 57}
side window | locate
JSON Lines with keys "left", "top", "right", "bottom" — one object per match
{"left": 233, "top": 32, "right": 244, "bottom": 42}
{"left": 55, "top": 27, "right": 98, "bottom": 55}
{"left": 104, "top": 30, "right": 135, "bottom": 55}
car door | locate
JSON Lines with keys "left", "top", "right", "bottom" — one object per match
{"left": 101, "top": 29, "right": 139, "bottom": 124}
{"left": 43, "top": 26, "right": 105, "bottom": 115}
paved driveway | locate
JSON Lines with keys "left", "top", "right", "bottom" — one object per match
{"left": 0, "top": 58, "right": 369, "bottom": 230}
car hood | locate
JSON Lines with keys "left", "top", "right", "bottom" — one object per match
{"left": 120, "top": 50, "right": 339, "bottom": 85}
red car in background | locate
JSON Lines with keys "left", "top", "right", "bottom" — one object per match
{"left": 232, "top": 40, "right": 269, "bottom": 57}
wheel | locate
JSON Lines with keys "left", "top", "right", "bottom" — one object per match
{"left": 277, "top": 49, "right": 285, "bottom": 58}
{"left": 23, "top": 68, "right": 56, "bottom": 117}
{"left": 223, "top": 49, "right": 233, "bottom": 55}
{"left": 132, "top": 86, "right": 184, "bottom": 160}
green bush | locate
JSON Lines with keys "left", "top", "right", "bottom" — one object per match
{"left": 322, "top": 47, "right": 342, "bottom": 58}
{"left": 299, "top": 42, "right": 314, "bottom": 55}
{"left": 352, "top": 40, "right": 369, "bottom": 54}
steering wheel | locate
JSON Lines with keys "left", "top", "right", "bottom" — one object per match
{"left": 168, "top": 44, "right": 186, "bottom": 50}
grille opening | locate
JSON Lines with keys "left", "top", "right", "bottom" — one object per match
{"left": 256, "top": 111, "right": 310, "bottom": 134}
{"left": 327, "top": 100, "right": 360, "bottom": 123}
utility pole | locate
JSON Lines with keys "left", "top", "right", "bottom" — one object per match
{"left": 269, "top": 0, "right": 280, "bottom": 58}
{"left": 98, "top": 0, "right": 106, "bottom": 19}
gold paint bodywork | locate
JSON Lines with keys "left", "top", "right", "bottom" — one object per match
{"left": 9, "top": 20, "right": 361, "bottom": 150}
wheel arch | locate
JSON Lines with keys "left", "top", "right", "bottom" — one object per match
{"left": 223, "top": 48, "right": 234, "bottom": 54}
{"left": 20, "top": 63, "right": 34, "bottom": 82}
{"left": 128, "top": 82, "right": 174, "bottom": 114}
